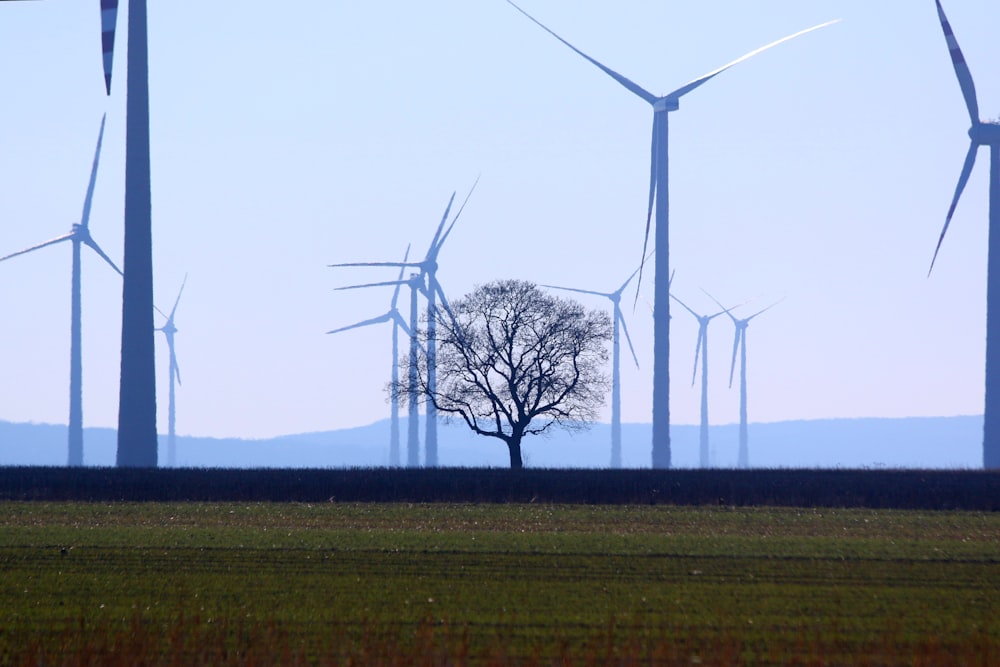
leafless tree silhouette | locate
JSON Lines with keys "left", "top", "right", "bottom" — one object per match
{"left": 398, "top": 280, "right": 611, "bottom": 469}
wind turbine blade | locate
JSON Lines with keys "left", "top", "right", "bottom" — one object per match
{"left": 702, "top": 289, "right": 738, "bottom": 324}
{"left": 100, "top": 0, "right": 118, "bottom": 94}
{"left": 0, "top": 233, "right": 74, "bottom": 263}
{"left": 692, "top": 327, "right": 705, "bottom": 387}
{"left": 433, "top": 280, "right": 457, "bottom": 325}
{"left": 617, "top": 307, "right": 640, "bottom": 369}
{"left": 635, "top": 116, "right": 659, "bottom": 305}
{"left": 540, "top": 284, "right": 611, "bottom": 299}
{"left": 745, "top": 298, "right": 784, "bottom": 322}
{"left": 426, "top": 192, "right": 457, "bottom": 260}
{"left": 80, "top": 114, "right": 107, "bottom": 230}
{"left": 335, "top": 279, "right": 409, "bottom": 292}
{"left": 669, "top": 292, "right": 700, "bottom": 320}
{"left": 169, "top": 274, "right": 188, "bottom": 320}
{"left": 329, "top": 260, "right": 419, "bottom": 269}
{"left": 615, "top": 252, "right": 650, "bottom": 295}
{"left": 728, "top": 328, "right": 740, "bottom": 389}
{"left": 83, "top": 237, "right": 123, "bottom": 276}
{"left": 930, "top": 143, "right": 978, "bottom": 274}
{"left": 435, "top": 175, "right": 481, "bottom": 258}
{"left": 505, "top": 0, "right": 658, "bottom": 104}
{"left": 666, "top": 19, "right": 840, "bottom": 101}
{"left": 170, "top": 346, "right": 181, "bottom": 386}
{"left": 390, "top": 244, "right": 412, "bottom": 309}
{"left": 934, "top": 0, "right": 979, "bottom": 125}
{"left": 326, "top": 312, "right": 393, "bottom": 335}
{"left": 392, "top": 311, "right": 413, "bottom": 337}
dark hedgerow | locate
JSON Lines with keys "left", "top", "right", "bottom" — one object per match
{"left": 0, "top": 467, "right": 997, "bottom": 509}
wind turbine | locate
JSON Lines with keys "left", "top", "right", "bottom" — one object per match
{"left": 334, "top": 271, "right": 426, "bottom": 467}
{"left": 112, "top": 0, "right": 158, "bottom": 467}
{"left": 541, "top": 261, "right": 645, "bottom": 469}
{"left": 504, "top": 1, "right": 837, "bottom": 469}
{"left": 327, "top": 246, "right": 412, "bottom": 466}
{"left": 670, "top": 293, "right": 727, "bottom": 468}
{"left": 928, "top": 0, "right": 1000, "bottom": 469}
{"left": 156, "top": 275, "right": 186, "bottom": 468}
{"left": 0, "top": 115, "right": 122, "bottom": 467}
{"left": 329, "top": 182, "right": 477, "bottom": 466}
{"left": 708, "top": 294, "right": 780, "bottom": 469}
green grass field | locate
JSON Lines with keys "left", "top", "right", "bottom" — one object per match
{"left": 0, "top": 502, "right": 997, "bottom": 665}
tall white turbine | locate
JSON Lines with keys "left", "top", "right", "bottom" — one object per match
{"left": 541, "top": 262, "right": 643, "bottom": 468}
{"left": 505, "top": 1, "right": 837, "bottom": 469}
{"left": 670, "top": 293, "right": 726, "bottom": 468}
{"left": 928, "top": 0, "right": 1000, "bottom": 469}
{"left": 156, "top": 275, "right": 186, "bottom": 468}
{"left": 327, "top": 246, "right": 412, "bottom": 466}
{"left": 0, "top": 116, "right": 122, "bottom": 467}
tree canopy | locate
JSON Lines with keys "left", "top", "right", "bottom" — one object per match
{"left": 402, "top": 279, "right": 612, "bottom": 468}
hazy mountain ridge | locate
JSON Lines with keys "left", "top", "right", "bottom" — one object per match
{"left": 0, "top": 415, "right": 982, "bottom": 469}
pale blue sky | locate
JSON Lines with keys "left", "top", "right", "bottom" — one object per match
{"left": 0, "top": 1, "right": 996, "bottom": 441}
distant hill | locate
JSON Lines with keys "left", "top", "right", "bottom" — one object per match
{"left": 0, "top": 416, "right": 983, "bottom": 469}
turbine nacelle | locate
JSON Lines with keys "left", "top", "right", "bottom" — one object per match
{"left": 971, "top": 122, "right": 1000, "bottom": 145}
{"left": 70, "top": 223, "right": 93, "bottom": 241}
{"left": 652, "top": 97, "right": 679, "bottom": 112}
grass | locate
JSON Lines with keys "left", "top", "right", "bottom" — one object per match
{"left": 0, "top": 502, "right": 997, "bottom": 665}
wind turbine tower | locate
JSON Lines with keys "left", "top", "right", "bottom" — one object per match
{"left": 542, "top": 262, "right": 643, "bottom": 468}
{"left": 504, "top": 1, "right": 837, "bottom": 468}
{"left": 0, "top": 115, "right": 122, "bottom": 467}
{"left": 406, "top": 272, "right": 422, "bottom": 467}
{"left": 928, "top": 0, "right": 1000, "bottom": 469}
{"left": 113, "top": 0, "right": 159, "bottom": 467}
{"left": 671, "top": 293, "right": 726, "bottom": 468}
{"left": 157, "top": 275, "right": 186, "bottom": 467}
{"left": 327, "top": 246, "right": 412, "bottom": 466}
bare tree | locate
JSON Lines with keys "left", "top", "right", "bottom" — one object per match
{"left": 399, "top": 279, "right": 612, "bottom": 469}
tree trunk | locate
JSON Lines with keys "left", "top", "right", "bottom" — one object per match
{"left": 507, "top": 436, "right": 523, "bottom": 469}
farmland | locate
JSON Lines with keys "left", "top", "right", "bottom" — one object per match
{"left": 0, "top": 502, "right": 997, "bottom": 665}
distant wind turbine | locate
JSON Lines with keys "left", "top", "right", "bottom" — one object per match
{"left": 505, "top": 0, "right": 837, "bottom": 469}
{"left": 334, "top": 270, "right": 426, "bottom": 467}
{"left": 156, "top": 275, "right": 186, "bottom": 468}
{"left": 330, "top": 182, "right": 477, "bottom": 466}
{"left": 0, "top": 115, "right": 122, "bottom": 467}
{"left": 542, "top": 260, "right": 645, "bottom": 468}
{"left": 670, "top": 293, "right": 727, "bottom": 468}
{"left": 327, "top": 246, "right": 412, "bottom": 466}
{"left": 928, "top": 0, "right": 1000, "bottom": 469}
{"left": 708, "top": 294, "right": 780, "bottom": 469}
